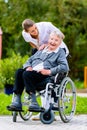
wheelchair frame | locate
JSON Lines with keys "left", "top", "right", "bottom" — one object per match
{"left": 11, "top": 73, "right": 76, "bottom": 124}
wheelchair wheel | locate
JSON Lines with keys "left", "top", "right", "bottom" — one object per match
{"left": 40, "top": 110, "right": 54, "bottom": 124}
{"left": 13, "top": 111, "right": 18, "bottom": 122}
{"left": 58, "top": 77, "right": 76, "bottom": 123}
{"left": 19, "top": 91, "right": 32, "bottom": 121}
{"left": 19, "top": 111, "right": 32, "bottom": 121}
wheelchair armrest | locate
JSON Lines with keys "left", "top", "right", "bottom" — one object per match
{"left": 54, "top": 72, "right": 68, "bottom": 84}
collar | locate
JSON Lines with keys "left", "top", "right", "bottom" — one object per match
{"left": 42, "top": 46, "right": 60, "bottom": 53}
{"left": 53, "top": 47, "right": 60, "bottom": 53}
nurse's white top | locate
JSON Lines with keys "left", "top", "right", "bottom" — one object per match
{"left": 22, "top": 22, "right": 69, "bottom": 56}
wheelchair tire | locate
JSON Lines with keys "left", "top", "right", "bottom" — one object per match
{"left": 40, "top": 110, "right": 54, "bottom": 124}
{"left": 19, "top": 91, "right": 32, "bottom": 121}
{"left": 13, "top": 111, "right": 17, "bottom": 122}
{"left": 58, "top": 77, "right": 76, "bottom": 123}
{"left": 19, "top": 111, "right": 32, "bottom": 121}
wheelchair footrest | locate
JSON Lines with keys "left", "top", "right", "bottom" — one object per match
{"left": 29, "top": 107, "right": 45, "bottom": 112}
{"left": 7, "top": 105, "right": 24, "bottom": 112}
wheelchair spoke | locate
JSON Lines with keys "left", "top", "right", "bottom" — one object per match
{"left": 58, "top": 77, "right": 76, "bottom": 123}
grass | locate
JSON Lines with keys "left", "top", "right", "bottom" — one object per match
{"left": 0, "top": 91, "right": 87, "bottom": 115}
{"left": 0, "top": 93, "right": 12, "bottom": 115}
{"left": 74, "top": 80, "right": 85, "bottom": 89}
{"left": 0, "top": 79, "right": 86, "bottom": 115}
{"left": 76, "top": 96, "right": 87, "bottom": 114}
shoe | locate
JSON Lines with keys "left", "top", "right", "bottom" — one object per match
{"left": 29, "top": 102, "right": 40, "bottom": 109}
{"left": 7, "top": 104, "right": 22, "bottom": 111}
{"left": 7, "top": 94, "right": 22, "bottom": 111}
{"left": 29, "top": 101, "right": 42, "bottom": 112}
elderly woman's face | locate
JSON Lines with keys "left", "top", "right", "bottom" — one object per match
{"left": 48, "top": 34, "right": 62, "bottom": 50}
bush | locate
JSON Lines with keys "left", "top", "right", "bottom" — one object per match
{"left": 0, "top": 53, "right": 28, "bottom": 89}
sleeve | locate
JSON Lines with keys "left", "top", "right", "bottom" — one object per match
{"left": 22, "top": 30, "right": 39, "bottom": 47}
{"left": 23, "top": 57, "right": 33, "bottom": 69}
{"left": 50, "top": 49, "right": 69, "bottom": 75}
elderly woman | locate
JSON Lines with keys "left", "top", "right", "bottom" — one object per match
{"left": 7, "top": 31, "right": 69, "bottom": 111}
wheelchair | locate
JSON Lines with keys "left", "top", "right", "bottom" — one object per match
{"left": 9, "top": 72, "right": 76, "bottom": 124}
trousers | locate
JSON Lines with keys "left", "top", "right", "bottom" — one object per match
{"left": 13, "top": 68, "right": 50, "bottom": 95}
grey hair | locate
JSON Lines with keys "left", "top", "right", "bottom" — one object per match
{"left": 50, "top": 31, "right": 62, "bottom": 39}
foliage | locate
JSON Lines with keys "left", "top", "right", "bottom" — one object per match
{"left": 0, "top": 0, "right": 50, "bottom": 57}
{"left": 0, "top": 0, "right": 87, "bottom": 80}
{"left": 0, "top": 53, "right": 28, "bottom": 88}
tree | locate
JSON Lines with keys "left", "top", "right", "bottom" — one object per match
{"left": 0, "top": 0, "right": 87, "bottom": 80}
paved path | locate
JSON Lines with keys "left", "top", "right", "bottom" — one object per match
{"left": 77, "top": 93, "right": 87, "bottom": 97}
{"left": 0, "top": 115, "right": 87, "bottom": 130}
{"left": 0, "top": 92, "right": 87, "bottom": 130}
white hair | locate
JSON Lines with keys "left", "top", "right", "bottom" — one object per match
{"left": 50, "top": 31, "right": 62, "bottom": 39}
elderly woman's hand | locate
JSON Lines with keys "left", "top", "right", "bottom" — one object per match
{"left": 26, "top": 66, "right": 33, "bottom": 71}
{"left": 38, "top": 69, "right": 51, "bottom": 75}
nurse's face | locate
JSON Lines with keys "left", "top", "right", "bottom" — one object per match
{"left": 27, "top": 24, "right": 39, "bottom": 38}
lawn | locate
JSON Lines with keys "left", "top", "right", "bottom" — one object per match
{"left": 0, "top": 91, "right": 87, "bottom": 115}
